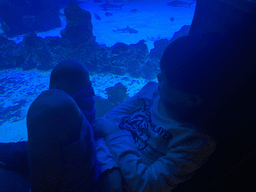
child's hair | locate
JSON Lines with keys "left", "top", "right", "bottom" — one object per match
{"left": 49, "top": 60, "right": 90, "bottom": 95}
{"left": 160, "top": 31, "right": 255, "bottom": 140}
{"left": 50, "top": 60, "right": 89, "bottom": 85}
{"left": 160, "top": 33, "right": 225, "bottom": 98}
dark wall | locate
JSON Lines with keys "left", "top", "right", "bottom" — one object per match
{"left": 189, "top": 0, "right": 256, "bottom": 35}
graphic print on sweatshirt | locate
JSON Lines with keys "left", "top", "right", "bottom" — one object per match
{"left": 118, "top": 97, "right": 160, "bottom": 151}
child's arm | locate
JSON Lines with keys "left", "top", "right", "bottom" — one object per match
{"left": 94, "top": 120, "right": 123, "bottom": 191}
{"left": 99, "top": 168, "right": 123, "bottom": 192}
{"left": 104, "top": 130, "right": 216, "bottom": 191}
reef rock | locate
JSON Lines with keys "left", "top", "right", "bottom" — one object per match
{"left": 106, "top": 82, "right": 129, "bottom": 105}
{"left": 148, "top": 39, "right": 170, "bottom": 60}
{"left": 108, "top": 40, "right": 148, "bottom": 77}
{"left": 127, "top": 40, "right": 149, "bottom": 77}
{"left": 21, "top": 32, "right": 54, "bottom": 70}
{"left": 0, "top": 36, "right": 23, "bottom": 69}
{"left": 141, "top": 59, "right": 160, "bottom": 80}
{"left": 0, "top": 0, "right": 61, "bottom": 37}
{"left": 60, "top": 1, "right": 96, "bottom": 46}
{"left": 95, "top": 82, "right": 129, "bottom": 118}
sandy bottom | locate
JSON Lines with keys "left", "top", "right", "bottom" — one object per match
{"left": 0, "top": 68, "right": 154, "bottom": 142}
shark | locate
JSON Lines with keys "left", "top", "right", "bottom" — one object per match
{"left": 112, "top": 26, "right": 138, "bottom": 34}
{"left": 167, "top": 0, "right": 195, "bottom": 7}
{"left": 111, "top": 0, "right": 126, "bottom": 2}
{"left": 99, "top": 0, "right": 125, "bottom": 10}
{"left": 55, "top": 0, "right": 85, "bottom": 7}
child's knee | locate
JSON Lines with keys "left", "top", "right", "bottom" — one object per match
{"left": 27, "top": 89, "right": 82, "bottom": 145}
{"left": 49, "top": 60, "right": 90, "bottom": 95}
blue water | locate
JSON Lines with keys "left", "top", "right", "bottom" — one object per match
{"left": 0, "top": 0, "right": 196, "bottom": 142}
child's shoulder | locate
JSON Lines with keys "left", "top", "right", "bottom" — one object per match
{"left": 135, "top": 81, "right": 158, "bottom": 99}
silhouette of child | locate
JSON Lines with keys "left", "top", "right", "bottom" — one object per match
{"left": 0, "top": 60, "right": 122, "bottom": 192}
{"left": 94, "top": 19, "right": 256, "bottom": 191}
{"left": 94, "top": 33, "right": 228, "bottom": 191}
{"left": 27, "top": 60, "right": 102, "bottom": 191}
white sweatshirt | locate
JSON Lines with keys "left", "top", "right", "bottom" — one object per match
{"left": 96, "top": 82, "right": 216, "bottom": 192}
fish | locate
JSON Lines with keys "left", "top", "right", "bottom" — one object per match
{"left": 19, "top": 138, "right": 24, "bottom": 142}
{"left": 112, "top": 26, "right": 138, "bottom": 34}
{"left": 94, "top": 0, "right": 104, "bottom": 3}
{"left": 130, "top": 9, "right": 138, "bottom": 13}
{"left": 0, "top": 21, "right": 10, "bottom": 33}
{"left": 167, "top": 0, "right": 195, "bottom": 7}
{"left": 99, "top": 0, "right": 125, "bottom": 10}
{"left": 111, "top": 0, "right": 126, "bottom": 2}
{"left": 94, "top": 14, "right": 101, "bottom": 20}
{"left": 56, "top": 0, "right": 85, "bottom": 8}
{"left": 0, "top": 17, "right": 2, "bottom": 31}
{"left": 170, "top": 17, "right": 175, "bottom": 22}
{"left": 147, "top": 36, "right": 161, "bottom": 41}
{"left": 105, "top": 12, "right": 113, "bottom": 17}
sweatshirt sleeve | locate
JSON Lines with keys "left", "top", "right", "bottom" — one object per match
{"left": 95, "top": 138, "right": 118, "bottom": 174}
{"left": 105, "top": 130, "right": 216, "bottom": 192}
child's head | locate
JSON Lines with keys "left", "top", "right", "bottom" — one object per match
{"left": 158, "top": 33, "right": 233, "bottom": 133}
{"left": 158, "top": 33, "right": 226, "bottom": 117}
{"left": 159, "top": 33, "right": 224, "bottom": 98}
{"left": 50, "top": 60, "right": 90, "bottom": 96}
{"left": 158, "top": 32, "right": 255, "bottom": 138}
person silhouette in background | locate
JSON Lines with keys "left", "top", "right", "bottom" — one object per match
{"left": 27, "top": 89, "right": 99, "bottom": 191}
{"left": 0, "top": 60, "right": 123, "bottom": 192}
{"left": 26, "top": 60, "right": 101, "bottom": 192}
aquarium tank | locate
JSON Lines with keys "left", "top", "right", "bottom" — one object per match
{"left": 0, "top": 0, "right": 255, "bottom": 191}
{"left": 0, "top": 0, "right": 199, "bottom": 142}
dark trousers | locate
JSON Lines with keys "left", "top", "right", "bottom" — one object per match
{"left": 0, "top": 141, "right": 29, "bottom": 178}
